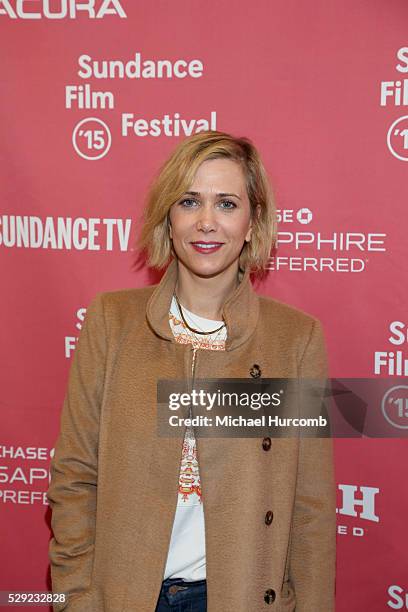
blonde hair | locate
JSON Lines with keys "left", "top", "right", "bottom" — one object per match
{"left": 133, "top": 130, "right": 277, "bottom": 276}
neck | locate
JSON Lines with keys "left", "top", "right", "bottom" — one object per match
{"left": 174, "top": 259, "right": 241, "bottom": 320}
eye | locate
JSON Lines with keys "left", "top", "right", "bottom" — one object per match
{"left": 218, "top": 200, "right": 237, "bottom": 210}
{"left": 179, "top": 198, "right": 198, "bottom": 208}
{"left": 177, "top": 198, "right": 237, "bottom": 210}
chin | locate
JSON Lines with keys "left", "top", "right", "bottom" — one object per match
{"left": 192, "top": 268, "right": 223, "bottom": 279}
{"left": 182, "top": 258, "right": 237, "bottom": 279}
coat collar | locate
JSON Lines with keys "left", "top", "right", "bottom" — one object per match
{"left": 145, "top": 258, "right": 259, "bottom": 351}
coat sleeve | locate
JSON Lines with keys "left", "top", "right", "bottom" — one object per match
{"left": 46, "top": 293, "right": 107, "bottom": 611}
{"left": 288, "top": 318, "right": 337, "bottom": 611}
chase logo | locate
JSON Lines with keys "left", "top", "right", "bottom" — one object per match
{"left": 0, "top": 0, "right": 127, "bottom": 19}
{"left": 296, "top": 208, "right": 313, "bottom": 224}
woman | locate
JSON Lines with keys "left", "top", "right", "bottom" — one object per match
{"left": 47, "top": 130, "right": 336, "bottom": 612}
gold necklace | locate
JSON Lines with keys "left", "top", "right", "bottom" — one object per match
{"left": 173, "top": 292, "right": 226, "bottom": 335}
{"left": 172, "top": 296, "right": 226, "bottom": 351}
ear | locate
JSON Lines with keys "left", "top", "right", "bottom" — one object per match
{"left": 168, "top": 215, "right": 172, "bottom": 239}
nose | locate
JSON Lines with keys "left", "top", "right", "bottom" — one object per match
{"left": 196, "top": 203, "right": 217, "bottom": 232}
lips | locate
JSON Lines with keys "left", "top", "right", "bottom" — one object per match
{"left": 190, "top": 241, "right": 224, "bottom": 254}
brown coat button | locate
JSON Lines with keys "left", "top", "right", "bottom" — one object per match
{"left": 262, "top": 437, "right": 271, "bottom": 451}
{"left": 264, "top": 588, "right": 276, "bottom": 604}
{"left": 265, "top": 510, "right": 273, "bottom": 525}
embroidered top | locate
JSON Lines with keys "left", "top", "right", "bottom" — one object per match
{"left": 163, "top": 296, "right": 227, "bottom": 581}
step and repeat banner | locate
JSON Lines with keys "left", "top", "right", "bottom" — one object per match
{"left": 1, "top": 1, "right": 407, "bottom": 610}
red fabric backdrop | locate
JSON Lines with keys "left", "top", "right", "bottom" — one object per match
{"left": 1, "top": 1, "right": 407, "bottom": 610}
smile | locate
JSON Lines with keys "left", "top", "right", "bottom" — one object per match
{"left": 190, "top": 242, "right": 224, "bottom": 254}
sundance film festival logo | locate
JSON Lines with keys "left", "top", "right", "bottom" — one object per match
{"left": 375, "top": 321, "right": 408, "bottom": 377}
{"left": 387, "top": 584, "right": 408, "bottom": 610}
{"left": 380, "top": 47, "right": 408, "bottom": 161}
{"left": 0, "top": 0, "right": 127, "bottom": 19}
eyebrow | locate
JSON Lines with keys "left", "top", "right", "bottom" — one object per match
{"left": 184, "top": 191, "right": 241, "bottom": 199}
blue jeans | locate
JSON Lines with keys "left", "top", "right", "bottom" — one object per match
{"left": 155, "top": 577, "right": 207, "bottom": 612}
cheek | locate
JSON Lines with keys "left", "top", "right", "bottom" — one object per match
{"left": 221, "top": 217, "right": 251, "bottom": 239}
{"left": 169, "top": 213, "right": 190, "bottom": 241}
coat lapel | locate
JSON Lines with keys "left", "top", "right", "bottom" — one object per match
{"left": 145, "top": 258, "right": 260, "bottom": 351}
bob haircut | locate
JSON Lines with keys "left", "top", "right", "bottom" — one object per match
{"left": 134, "top": 130, "right": 277, "bottom": 276}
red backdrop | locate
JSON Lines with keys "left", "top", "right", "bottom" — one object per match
{"left": 1, "top": 1, "right": 408, "bottom": 610}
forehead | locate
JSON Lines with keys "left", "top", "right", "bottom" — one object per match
{"left": 189, "top": 158, "right": 246, "bottom": 192}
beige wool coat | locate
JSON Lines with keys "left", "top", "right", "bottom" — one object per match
{"left": 47, "top": 258, "right": 336, "bottom": 612}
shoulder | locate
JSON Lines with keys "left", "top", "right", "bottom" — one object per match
{"left": 99, "top": 284, "right": 157, "bottom": 309}
{"left": 87, "top": 284, "right": 158, "bottom": 328}
{"left": 256, "top": 293, "right": 327, "bottom": 375}
{"left": 258, "top": 293, "right": 320, "bottom": 332}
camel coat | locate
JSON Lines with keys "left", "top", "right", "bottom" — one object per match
{"left": 47, "top": 258, "right": 336, "bottom": 612}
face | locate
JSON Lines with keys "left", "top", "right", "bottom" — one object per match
{"left": 168, "top": 158, "right": 258, "bottom": 278}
